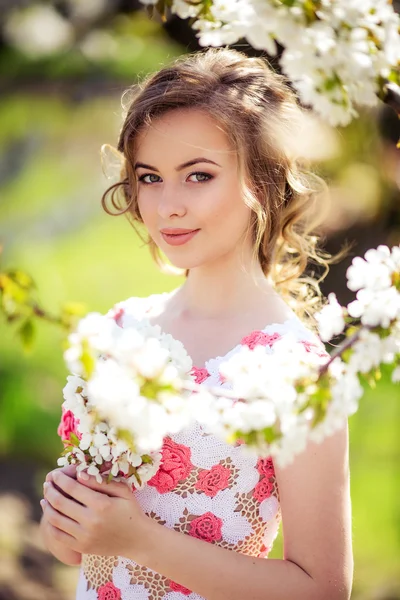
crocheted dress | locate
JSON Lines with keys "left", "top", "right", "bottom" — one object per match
{"left": 75, "top": 293, "right": 329, "bottom": 600}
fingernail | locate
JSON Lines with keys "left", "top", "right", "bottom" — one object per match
{"left": 78, "top": 471, "right": 89, "bottom": 481}
{"left": 40, "top": 499, "right": 45, "bottom": 510}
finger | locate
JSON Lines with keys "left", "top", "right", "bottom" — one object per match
{"left": 52, "top": 470, "right": 109, "bottom": 508}
{"left": 46, "top": 521, "right": 80, "bottom": 552}
{"left": 41, "top": 498, "right": 80, "bottom": 538}
{"left": 43, "top": 481, "right": 87, "bottom": 521}
{"left": 77, "top": 472, "right": 131, "bottom": 498}
{"left": 46, "top": 464, "right": 77, "bottom": 483}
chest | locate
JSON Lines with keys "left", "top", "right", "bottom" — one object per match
{"left": 148, "top": 315, "right": 254, "bottom": 368}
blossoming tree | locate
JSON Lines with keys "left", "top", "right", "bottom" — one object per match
{"left": 141, "top": 0, "right": 400, "bottom": 127}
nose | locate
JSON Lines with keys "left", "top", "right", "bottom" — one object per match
{"left": 157, "top": 185, "right": 187, "bottom": 220}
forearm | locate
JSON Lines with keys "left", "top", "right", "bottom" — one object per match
{"left": 40, "top": 517, "right": 82, "bottom": 566}
{"left": 134, "top": 519, "right": 331, "bottom": 600}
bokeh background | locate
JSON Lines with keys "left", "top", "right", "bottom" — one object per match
{"left": 0, "top": 2, "right": 399, "bottom": 599}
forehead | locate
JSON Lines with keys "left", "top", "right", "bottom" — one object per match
{"left": 134, "top": 108, "right": 236, "bottom": 164}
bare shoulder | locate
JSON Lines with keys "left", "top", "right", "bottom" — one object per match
{"left": 274, "top": 422, "right": 353, "bottom": 598}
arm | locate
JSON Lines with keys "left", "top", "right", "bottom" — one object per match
{"left": 134, "top": 422, "right": 353, "bottom": 600}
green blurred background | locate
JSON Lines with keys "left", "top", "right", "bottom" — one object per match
{"left": 0, "top": 2, "right": 399, "bottom": 599}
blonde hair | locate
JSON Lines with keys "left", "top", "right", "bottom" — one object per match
{"left": 101, "top": 47, "right": 350, "bottom": 332}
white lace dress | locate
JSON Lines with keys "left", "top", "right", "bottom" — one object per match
{"left": 75, "top": 293, "right": 329, "bottom": 600}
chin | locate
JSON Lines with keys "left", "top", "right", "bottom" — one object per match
{"left": 161, "top": 249, "right": 207, "bottom": 271}
{"left": 167, "top": 257, "right": 204, "bottom": 271}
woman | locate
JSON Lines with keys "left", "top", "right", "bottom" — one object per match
{"left": 40, "top": 47, "right": 353, "bottom": 600}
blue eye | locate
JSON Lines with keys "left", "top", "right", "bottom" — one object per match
{"left": 188, "top": 172, "right": 213, "bottom": 183}
{"left": 138, "top": 172, "right": 213, "bottom": 184}
{"left": 138, "top": 173, "right": 161, "bottom": 184}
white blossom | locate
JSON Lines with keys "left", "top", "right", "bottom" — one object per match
{"left": 315, "top": 292, "right": 346, "bottom": 342}
{"left": 141, "top": 0, "right": 400, "bottom": 126}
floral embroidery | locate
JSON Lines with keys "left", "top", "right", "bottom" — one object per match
{"left": 57, "top": 406, "right": 81, "bottom": 443}
{"left": 256, "top": 457, "right": 275, "bottom": 477}
{"left": 169, "top": 580, "right": 192, "bottom": 595}
{"left": 148, "top": 438, "right": 192, "bottom": 493}
{"left": 195, "top": 464, "right": 231, "bottom": 497}
{"left": 97, "top": 582, "right": 121, "bottom": 600}
{"left": 189, "top": 512, "right": 223, "bottom": 543}
{"left": 191, "top": 366, "right": 210, "bottom": 384}
{"left": 253, "top": 478, "right": 274, "bottom": 502}
{"left": 241, "top": 330, "right": 282, "bottom": 350}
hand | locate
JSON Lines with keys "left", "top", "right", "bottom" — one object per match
{"left": 42, "top": 470, "right": 150, "bottom": 559}
{"left": 40, "top": 465, "right": 82, "bottom": 566}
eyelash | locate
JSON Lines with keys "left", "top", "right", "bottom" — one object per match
{"left": 138, "top": 171, "right": 213, "bottom": 185}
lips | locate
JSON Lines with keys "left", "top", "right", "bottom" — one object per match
{"left": 160, "top": 228, "right": 200, "bottom": 246}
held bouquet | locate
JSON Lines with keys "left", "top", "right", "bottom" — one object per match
{"left": 57, "top": 244, "right": 400, "bottom": 478}
{"left": 57, "top": 311, "right": 194, "bottom": 488}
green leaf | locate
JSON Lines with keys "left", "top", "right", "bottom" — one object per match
{"left": 80, "top": 339, "right": 95, "bottom": 379}
{"left": 18, "top": 318, "right": 35, "bottom": 352}
{"left": 261, "top": 426, "right": 277, "bottom": 444}
{"left": 69, "top": 432, "right": 80, "bottom": 447}
{"left": 8, "top": 269, "right": 36, "bottom": 291}
{"left": 141, "top": 454, "right": 152, "bottom": 464}
{"left": 117, "top": 429, "right": 136, "bottom": 451}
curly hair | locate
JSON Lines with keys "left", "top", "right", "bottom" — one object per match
{"left": 101, "top": 47, "right": 350, "bottom": 332}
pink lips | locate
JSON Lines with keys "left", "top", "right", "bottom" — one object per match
{"left": 160, "top": 228, "right": 200, "bottom": 246}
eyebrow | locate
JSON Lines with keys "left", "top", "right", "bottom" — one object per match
{"left": 134, "top": 157, "right": 222, "bottom": 171}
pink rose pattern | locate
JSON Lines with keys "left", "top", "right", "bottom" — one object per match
{"left": 57, "top": 406, "right": 81, "bottom": 443}
{"left": 195, "top": 464, "right": 231, "bottom": 497}
{"left": 148, "top": 438, "right": 192, "bottom": 493}
{"left": 169, "top": 580, "right": 192, "bottom": 595}
{"left": 241, "top": 330, "right": 282, "bottom": 350}
{"left": 189, "top": 512, "right": 223, "bottom": 543}
{"left": 191, "top": 366, "right": 210, "bottom": 383}
{"left": 256, "top": 456, "right": 275, "bottom": 477}
{"left": 254, "top": 455, "right": 276, "bottom": 502}
{"left": 97, "top": 582, "right": 121, "bottom": 600}
{"left": 253, "top": 478, "right": 274, "bottom": 502}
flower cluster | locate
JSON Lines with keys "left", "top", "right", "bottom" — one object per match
{"left": 58, "top": 244, "right": 400, "bottom": 474}
{"left": 58, "top": 309, "right": 194, "bottom": 487}
{"left": 189, "top": 244, "right": 400, "bottom": 466}
{"left": 140, "top": 0, "right": 400, "bottom": 126}
{"left": 189, "top": 331, "right": 335, "bottom": 466}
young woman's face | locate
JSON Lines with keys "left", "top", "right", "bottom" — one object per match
{"left": 135, "top": 108, "right": 252, "bottom": 270}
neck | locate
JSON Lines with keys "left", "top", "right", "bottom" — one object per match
{"left": 173, "top": 250, "right": 278, "bottom": 320}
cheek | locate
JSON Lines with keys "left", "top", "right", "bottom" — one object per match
{"left": 206, "top": 182, "right": 250, "bottom": 235}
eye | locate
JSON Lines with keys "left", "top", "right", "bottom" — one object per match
{"left": 188, "top": 172, "right": 213, "bottom": 183}
{"left": 138, "top": 173, "right": 161, "bottom": 184}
